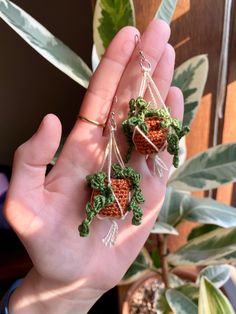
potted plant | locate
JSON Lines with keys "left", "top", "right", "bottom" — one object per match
{"left": 78, "top": 163, "right": 144, "bottom": 237}
{"left": 119, "top": 45, "right": 236, "bottom": 313}
{"left": 120, "top": 141, "right": 236, "bottom": 313}
{"left": 122, "top": 97, "right": 189, "bottom": 167}
{"left": 2, "top": 1, "right": 235, "bottom": 313}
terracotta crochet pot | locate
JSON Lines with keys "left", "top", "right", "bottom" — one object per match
{"left": 92, "top": 178, "right": 131, "bottom": 219}
{"left": 133, "top": 117, "right": 167, "bottom": 155}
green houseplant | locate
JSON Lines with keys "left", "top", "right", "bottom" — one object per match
{"left": 1, "top": 0, "right": 235, "bottom": 312}
{"left": 119, "top": 40, "right": 236, "bottom": 313}
{"left": 78, "top": 163, "right": 145, "bottom": 237}
{"left": 119, "top": 47, "right": 236, "bottom": 314}
{"left": 118, "top": 44, "right": 236, "bottom": 312}
{"left": 122, "top": 96, "right": 189, "bottom": 167}
{"left": 121, "top": 181, "right": 236, "bottom": 313}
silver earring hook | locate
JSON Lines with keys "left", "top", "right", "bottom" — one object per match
{"left": 110, "top": 111, "right": 117, "bottom": 131}
{"left": 134, "top": 34, "right": 151, "bottom": 72}
{"left": 110, "top": 96, "right": 118, "bottom": 131}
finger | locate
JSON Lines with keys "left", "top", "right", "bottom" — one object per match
{"left": 47, "top": 21, "right": 171, "bottom": 184}
{"left": 101, "top": 20, "right": 171, "bottom": 175}
{"left": 50, "top": 26, "right": 139, "bottom": 175}
{"left": 8, "top": 114, "right": 62, "bottom": 194}
{"left": 114, "top": 19, "right": 171, "bottom": 121}
{"left": 76, "top": 26, "right": 139, "bottom": 137}
{"left": 144, "top": 43, "right": 175, "bottom": 103}
{"left": 128, "top": 43, "right": 175, "bottom": 174}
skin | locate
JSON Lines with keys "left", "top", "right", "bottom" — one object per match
{"left": 4, "top": 20, "right": 183, "bottom": 314}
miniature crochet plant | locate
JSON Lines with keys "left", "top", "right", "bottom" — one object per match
{"left": 78, "top": 164, "right": 144, "bottom": 237}
{"left": 78, "top": 113, "right": 145, "bottom": 247}
{"left": 122, "top": 97, "right": 190, "bottom": 168}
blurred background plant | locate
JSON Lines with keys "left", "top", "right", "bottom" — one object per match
{"left": 0, "top": 0, "right": 236, "bottom": 313}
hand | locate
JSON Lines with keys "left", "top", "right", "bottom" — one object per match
{"left": 4, "top": 20, "right": 183, "bottom": 314}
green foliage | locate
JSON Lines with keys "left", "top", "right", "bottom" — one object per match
{"left": 165, "top": 289, "right": 198, "bottom": 313}
{"left": 98, "top": 0, "right": 135, "bottom": 49}
{"left": 169, "top": 142, "right": 236, "bottom": 191}
{"left": 173, "top": 59, "right": 205, "bottom": 96}
{"left": 187, "top": 224, "right": 219, "bottom": 241}
{"left": 199, "top": 277, "right": 235, "bottom": 314}
{"left": 78, "top": 164, "right": 144, "bottom": 236}
{"left": 0, "top": 0, "right": 92, "bottom": 88}
{"left": 151, "top": 221, "right": 179, "bottom": 235}
{"left": 122, "top": 249, "right": 150, "bottom": 281}
{"left": 168, "top": 227, "right": 236, "bottom": 266}
{"left": 158, "top": 187, "right": 188, "bottom": 226}
{"left": 197, "top": 265, "right": 231, "bottom": 288}
{"left": 93, "top": 0, "right": 135, "bottom": 57}
{"left": 122, "top": 97, "right": 189, "bottom": 167}
{"left": 151, "top": 249, "right": 161, "bottom": 269}
{"left": 182, "top": 196, "right": 236, "bottom": 228}
{"left": 155, "top": 0, "right": 177, "bottom": 24}
{"left": 173, "top": 55, "right": 209, "bottom": 126}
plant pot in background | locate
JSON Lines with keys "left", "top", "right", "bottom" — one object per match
{"left": 122, "top": 269, "right": 197, "bottom": 314}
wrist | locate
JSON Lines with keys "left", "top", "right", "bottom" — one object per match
{"left": 9, "top": 268, "right": 103, "bottom": 314}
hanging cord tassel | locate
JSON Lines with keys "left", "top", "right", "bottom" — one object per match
{"left": 102, "top": 220, "right": 119, "bottom": 247}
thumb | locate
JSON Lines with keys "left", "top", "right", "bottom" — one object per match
{"left": 4, "top": 114, "right": 61, "bottom": 236}
{"left": 8, "top": 114, "right": 62, "bottom": 195}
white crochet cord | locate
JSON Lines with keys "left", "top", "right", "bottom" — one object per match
{"left": 97, "top": 113, "right": 126, "bottom": 247}
{"left": 137, "top": 50, "right": 169, "bottom": 176}
{"left": 133, "top": 126, "right": 168, "bottom": 177}
{"left": 138, "top": 52, "right": 169, "bottom": 114}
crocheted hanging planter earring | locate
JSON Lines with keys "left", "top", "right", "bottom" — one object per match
{"left": 122, "top": 48, "right": 190, "bottom": 176}
{"left": 78, "top": 113, "right": 145, "bottom": 247}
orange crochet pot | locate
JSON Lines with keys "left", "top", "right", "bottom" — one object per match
{"left": 92, "top": 178, "right": 130, "bottom": 219}
{"left": 133, "top": 117, "right": 167, "bottom": 155}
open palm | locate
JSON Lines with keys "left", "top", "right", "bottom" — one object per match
{"left": 4, "top": 20, "right": 183, "bottom": 312}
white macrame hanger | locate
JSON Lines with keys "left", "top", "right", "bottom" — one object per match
{"left": 97, "top": 111, "right": 127, "bottom": 247}
{"left": 134, "top": 37, "right": 169, "bottom": 176}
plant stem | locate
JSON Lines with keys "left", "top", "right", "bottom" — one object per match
{"left": 157, "top": 234, "right": 169, "bottom": 288}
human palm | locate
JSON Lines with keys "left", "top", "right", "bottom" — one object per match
{"left": 4, "top": 20, "right": 183, "bottom": 308}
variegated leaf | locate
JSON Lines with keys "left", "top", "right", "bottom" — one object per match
{"left": 120, "top": 247, "right": 152, "bottom": 285}
{"left": 187, "top": 224, "right": 219, "bottom": 241}
{"left": 159, "top": 187, "right": 189, "bottom": 226}
{"left": 151, "top": 221, "right": 179, "bottom": 235}
{"left": 169, "top": 273, "right": 186, "bottom": 288}
{"left": 0, "top": 0, "right": 92, "bottom": 88}
{"left": 183, "top": 196, "right": 236, "bottom": 228}
{"left": 93, "top": 0, "right": 135, "bottom": 58}
{"left": 197, "top": 265, "right": 231, "bottom": 288}
{"left": 199, "top": 277, "right": 235, "bottom": 314}
{"left": 173, "top": 55, "right": 209, "bottom": 126}
{"left": 155, "top": 0, "right": 177, "bottom": 24}
{"left": 168, "top": 227, "right": 236, "bottom": 266}
{"left": 168, "top": 142, "right": 236, "bottom": 191}
{"left": 165, "top": 289, "right": 198, "bottom": 314}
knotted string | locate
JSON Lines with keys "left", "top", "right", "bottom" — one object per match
{"left": 136, "top": 50, "right": 169, "bottom": 176}
{"left": 97, "top": 113, "right": 128, "bottom": 247}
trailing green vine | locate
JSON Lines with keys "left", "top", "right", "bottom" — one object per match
{"left": 122, "top": 97, "right": 190, "bottom": 167}
{"left": 78, "top": 164, "right": 145, "bottom": 237}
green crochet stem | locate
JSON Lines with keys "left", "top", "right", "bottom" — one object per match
{"left": 78, "top": 164, "right": 145, "bottom": 237}
{"left": 122, "top": 97, "right": 190, "bottom": 167}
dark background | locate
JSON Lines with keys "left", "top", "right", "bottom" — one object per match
{"left": 0, "top": 1, "right": 93, "bottom": 165}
